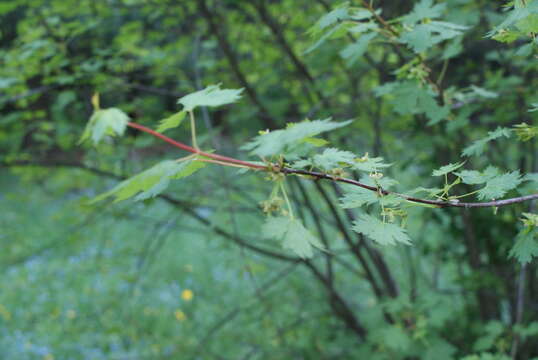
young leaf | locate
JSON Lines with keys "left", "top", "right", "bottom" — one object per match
{"left": 304, "top": 24, "right": 343, "bottom": 54}
{"left": 353, "top": 156, "right": 391, "bottom": 172}
{"left": 432, "top": 162, "right": 465, "bottom": 176}
{"left": 403, "top": 0, "right": 446, "bottom": 25}
{"left": 399, "top": 22, "right": 468, "bottom": 53}
{"left": 312, "top": 148, "right": 356, "bottom": 170}
{"left": 352, "top": 214, "right": 411, "bottom": 245}
{"left": 178, "top": 84, "right": 244, "bottom": 112}
{"left": 359, "top": 174, "right": 398, "bottom": 189}
{"left": 513, "top": 123, "right": 538, "bottom": 141}
{"left": 262, "top": 217, "right": 324, "bottom": 258}
{"left": 91, "top": 159, "right": 206, "bottom": 203}
{"left": 156, "top": 110, "right": 186, "bottom": 133}
{"left": 340, "top": 33, "right": 377, "bottom": 66}
{"left": 340, "top": 185, "right": 379, "bottom": 208}
{"left": 308, "top": 3, "right": 349, "bottom": 34}
{"left": 79, "top": 108, "right": 129, "bottom": 145}
{"left": 376, "top": 81, "right": 450, "bottom": 124}
{"left": 476, "top": 171, "right": 522, "bottom": 200}
{"left": 462, "top": 127, "right": 511, "bottom": 157}
{"left": 242, "top": 118, "right": 352, "bottom": 158}
{"left": 456, "top": 170, "right": 492, "bottom": 185}
{"left": 509, "top": 227, "right": 538, "bottom": 264}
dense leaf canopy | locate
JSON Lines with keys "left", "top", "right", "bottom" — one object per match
{"left": 1, "top": 0, "right": 538, "bottom": 359}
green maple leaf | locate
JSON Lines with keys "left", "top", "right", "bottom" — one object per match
{"left": 340, "top": 186, "right": 379, "bottom": 208}
{"left": 91, "top": 159, "right": 206, "bottom": 203}
{"left": 304, "top": 24, "right": 343, "bottom": 54}
{"left": 79, "top": 108, "right": 129, "bottom": 145}
{"left": 456, "top": 167, "right": 522, "bottom": 200}
{"left": 359, "top": 174, "right": 398, "bottom": 189}
{"left": 353, "top": 156, "right": 391, "bottom": 172}
{"left": 476, "top": 171, "right": 522, "bottom": 200}
{"left": 340, "top": 33, "right": 377, "bottom": 65}
{"left": 456, "top": 170, "right": 493, "bottom": 185}
{"left": 308, "top": 3, "right": 349, "bottom": 34}
{"left": 399, "top": 24, "right": 438, "bottom": 53}
{"left": 262, "top": 217, "right": 324, "bottom": 258}
{"left": 462, "top": 127, "right": 511, "bottom": 157}
{"left": 242, "top": 118, "right": 352, "bottom": 158}
{"left": 400, "top": 22, "right": 468, "bottom": 53}
{"left": 403, "top": 0, "right": 446, "bottom": 24}
{"left": 312, "top": 148, "right": 356, "bottom": 170}
{"left": 377, "top": 81, "right": 450, "bottom": 124}
{"left": 432, "top": 162, "right": 465, "bottom": 176}
{"left": 352, "top": 214, "right": 411, "bottom": 245}
{"left": 178, "top": 84, "right": 243, "bottom": 112}
{"left": 156, "top": 110, "right": 186, "bottom": 133}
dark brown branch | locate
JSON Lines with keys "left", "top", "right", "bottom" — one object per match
{"left": 282, "top": 168, "right": 538, "bottom": 209}
{"left": 293, "top": 179, "right": 334, "bottom": 282}
{"left": 252, "top": 0, "right": 330, "bottom": 108}
{"left": 313, "top": 181, "right": 386, "bottom": 299}
{"left": 198, "top": 0, "right": 278, "bottom": 129}
{"left": 304, "top": 261, "right": 367, "bottom": 339}
{"left": 329, "top": 183, "right": 400, "bottom": 298}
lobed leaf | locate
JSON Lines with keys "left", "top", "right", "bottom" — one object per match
{"left": 353, "top": 156, "right": 391, "bottom": 172}
{"left": 79, "top": 108, "right": 129, "bottom": 145}
{"left": 340, "top": 186, "right": 379, "bottom": 208}
{"left": 476, "top": 171, "right": 522, "bottom": 200}
{"left": 376, "top": 81, "right": 450, "bottom": 124}
{"left": 308, "top": 3, "right": 350, "bottom": 35}
{"left": 340, "top": 33, "right": 377, "bottom": 66}
{"left": 262, "top": 217, "right": 324, "bottom": 258}
{"left": 156, "top": 110, "right": 186, "bottom": 133}
{"left": 400, "top": 22, "right": 467, "bottom": 53}
{"left": 312, "top": 148, "right": 356, "bottom": 170}
{"left": 90, "top": 159, "right": 206, "bottom": 203}
{"left": 432, "top": 162, "right": 465, "bottom": 176}
{"left": 403, "top": 0, "right": 446, "bottom": 25}
{"left": 178, "top": 84, "right": 243, "bottom": 112}
{"left": 242, "top": 118, "right": 352, "bottom": 158}
{"left": 509, "top": 227, "right": 538, "bottom": 264}
{"left": 352, "top": 214, "right": 411, "bottom": 245}
{"left": 462, "top": 127, "right": 512, "bottom": 157}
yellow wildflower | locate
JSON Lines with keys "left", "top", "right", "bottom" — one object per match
{"left": 174, "top": 309, "right": 186, "bottom": 321}
{"left": 181, "top": 289, "right": 193, "bottom": 301}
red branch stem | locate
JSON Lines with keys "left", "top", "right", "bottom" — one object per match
{"left": 127, "top": 122, "right": 538, "bottom": 209}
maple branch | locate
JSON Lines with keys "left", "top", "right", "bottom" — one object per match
{"left": 127, "top": 122, "right": 265, "bottom": 170}
{"left": 126, "top": 122, "right": 538, "bottom": 209}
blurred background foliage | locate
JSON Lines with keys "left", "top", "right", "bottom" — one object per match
{"left": 0, "top": 0, "right": 537, "bottom": 359}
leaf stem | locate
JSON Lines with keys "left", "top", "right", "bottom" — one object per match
{"left": 197, "top": 158, "right": 252, "bottom": 169}
{"left": 280, "top": 181, "right": 295, "bottom": 219}
{"left": 189, "top": 110, "right": 198, "bottom": 150}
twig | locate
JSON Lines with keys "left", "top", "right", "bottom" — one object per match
{"left": 126, "top": 121, "right": 538, "bottom": 209}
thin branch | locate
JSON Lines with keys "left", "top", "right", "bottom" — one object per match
{"left": 126, "top": 121, "right": 538, "bottom": 209}
{"left": 197, "top": 0, "right": 278, "bottom": 129}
